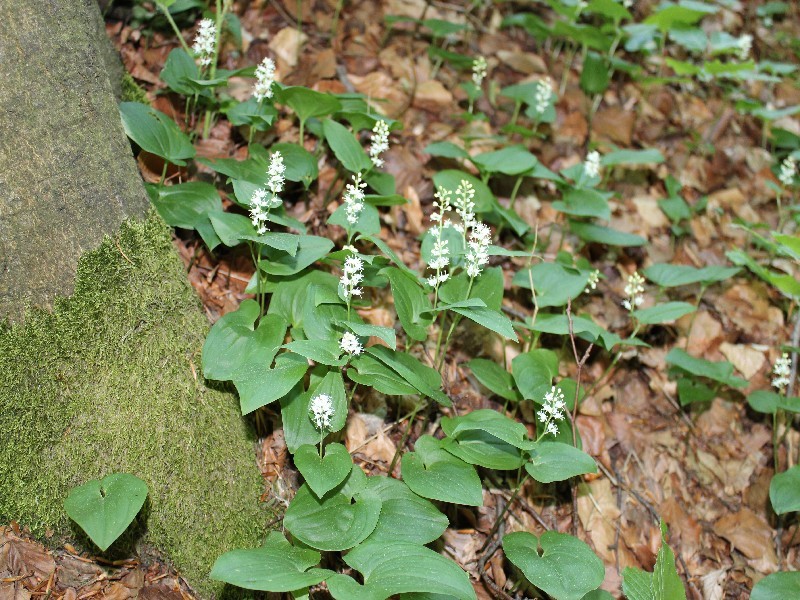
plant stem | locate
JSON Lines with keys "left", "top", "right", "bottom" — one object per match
{"left": 155, "top": 1, "right": 192, "bottom": 55}
{"left": 159, "top": 161, "right": 168, "bottom": 186}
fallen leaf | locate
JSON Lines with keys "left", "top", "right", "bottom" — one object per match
{"left": 713, "top": 508, "right": 777, "bottom": 563}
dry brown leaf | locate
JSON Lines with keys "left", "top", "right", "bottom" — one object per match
{"left": 268, "top": 28, "right": 307, "bottom": 70}
{"left": 592, "top": 106, "right": 635, "bottom": 145}
{"left": 496, "top": 50, "right": 546, "bottom": 74}
{"left": 413, "top": 80, "right": 453, "bottom": 112}
{"left": 713, "top": 508, "right": 777, "bottom": 562}
{"left": 719, "top": 342, "right": 765, "bottom": 381}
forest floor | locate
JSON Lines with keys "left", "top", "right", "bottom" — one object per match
{"left": 3, "top": 1, "right": 799, "bottom": 599}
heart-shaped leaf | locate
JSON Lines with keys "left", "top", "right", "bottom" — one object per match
{"left": 63, "top": 473, "right": 148, "bottom": 551}
{"left": 401, "top": 435, "right": 483, "bottom": 506}
{"left": 210, "top": 531, "right": 333, "bottom": 591}
{"left": 364, "top": 476, "right": 448, "bottom": 544}
{"left": 119, "top": 102, "right": 195, "bottom": 166}
{"left": 284, "top": 467, "right": 382, "bottom": 551}
{"left": 503, "top": 531, "right": 604, "bottom": 600}
{"left": 526, "top": 442, "right": 597, "bottom": 484}
{"left": 294, "top": 443, "right": 352, "bottom": 497}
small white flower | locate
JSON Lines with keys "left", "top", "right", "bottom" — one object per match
{"left": 621, "top": 271, "right": 645, "bottom": 312}
{"left": 465, "top": 222, "right": 491, "bottom": 278}
{"left": 736, "top": 34, "right": 752, "bottom": 61}
{"left": 310, "top": 393, "right": 334, "bottom": 430}
{"left": 538, "top": 386, "right": 566, "bottom": 437}
{"left": 266, "top": 151, "right": 286, "bottom": 196}
{"left": 584, "top": 150, "right": 601, "bottom": 180}
{"left": 472, "top": 56, "right": 488, "bottom": 87}
{"left": 193, "top": 18, "right": 216, "bottom": 67}
{"left": 623, "top": 0, "right": 633, "bottom": 7}
{"left": 340, "top": 255, "right": 364, "bottom": 300}
{"left": 369, "top": 120, "right": 390, "bottom": 168}
{"left": 779, "top": 156, "right": 797, "bottom": 187}
{"left": 254, "top": 57, "right": 276, "bottom": 101}
{"left": 453, "top": 180, "right": 476, "bottom": 233}
{"left": 248, "top": 152, "right": 284, "bottom": 234}
{"left": 534, "top": 77, "right": 553, "bottom": 115}
{"left": 343, "top": 173, "right": 367, "bottom": 225}
{"left": 584, "top": 270, "right": 600, "bottom": 294}
{"left": 340, "top": 332, "right": 363, "bottom": 356}
{"left": 773, "top": 353, "right": 792, "bottom": 392}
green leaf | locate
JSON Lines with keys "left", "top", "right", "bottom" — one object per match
{"left": 512, "top": 349, "right": 559, "bottom": 402}
{"left": 666, "top": 348, "right": 747, "bottom": 388}
{"left": 513, "top": 263, "right": 591, "bottom": 308}
{"left": 322, "top": 119, "right": 373, "bottom": 173}
{"left": 622, "top": 523, "right": 686, "bottom": 600}
{"left": 531, "top": 313, "right": 631, "bottom": 351}
{"left": 633, "top": 302, "right": 696, "bottom": 325}
{"left": 440, "top": 431, "right": 525, "bottom": 470}
{"left": 367, "top": 346, "right": 451, "bottom": 406}
{"left": 622, "top": 567, "right": 654, "bottom": 600}
{"left": 645, "top": 5, "right": 709, "bottom": 33}
{"left": 424, "top": 141, "right": 469, "bottom": 159}
{"left": 279, "top": 86, "right": 342, "bottom": 124}
{"left": 601, "top": 148, "right": 664, "bottom": 166}
{"left": 349, "top": 354, "right": 418, "bottom": 395}
{"left": 227, "top": 97, "right": 278, "bottom": 128}
{"left": 503, "top": 531, "right": 604, "bottom": 600}
{"left": 442, "top": 410, "right": 534, "bottom": 450}
{"left": 401, "top": 436, "right": 483, "bottom": 506}
{"left": 364, "top": 476, "right": 449, "bottom": 544}
{"left": 294, "top": 443, "right": 353, "bottom": 497}
{"left": 580, "top": 52, "right": 610, "bottom": 96}
{"left": 569, "top": 222, "right": 647, "bottom": 246}
{"left": 676, "top": 378, "right": 715, "bottom": 406}
{"left": 472, "top": 146, "right": 538, "bottom": 176}
{"left": 282, "top": 340, "right": 345, "bottom": 366}
{"left": 343, "top": 541, "right": 477, "bottom": 600}
{"left": 526, "top": 442, "right": 597, "bottom": 484}
{"left": 63, "top": 474, "right": 148, "bottom": 552}
{"left": 751, "top": 572, "right": 800, "bottom": 600}
{"left": 202, "top": 301, "right": 287, "bottom": 381}
{"left": 284, "top": 469, "right": 382, "bottom": 551}
{"left": 210, "top": 531, "right": 333, "bottom": 591}
{"left": 160, "top": 48, "right": 204, "bottom": 96}
{"left": 449, "top": 305, "right": 518, "bottom": 341}
{"left": 643, "top": 264, "right": 740, "bottom": 287}
{"left": 150, "top": 182, "right": 222, "bottom": 249}
{"left": 467, "top": 358, "right": 522, "bottom": 402}
{"left": 587, "top": 0, "right": 631, "bottom": 21}
{"left": 272, "top": 142, "right": 319, "bottom": 188}
{"left": 260, "top": 235, "right": 334, "bottom": 276}
{"left": 770, "top": 466, "right": 800, "bottom": 515}
{"left": 433, "top": 170, "right": 495, "bottom": 213}
{"left": 381, "top": 267, "right": 433, "bottom": 342}
{"left": 119, "top": 101, "right": 195, "bottom": 166}
{"left": 552, "top": 188, "right": 611, "bottom": 220}
{"left": 329, "top": 202, "right": 381, "bottom": 237}
{"left": 344, "top": 321, "right": 396, "bottom": 350}
{"left": 235, "top": 352, "right": 309, "bottom": 414}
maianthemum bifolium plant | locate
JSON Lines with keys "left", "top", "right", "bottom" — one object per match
{"left": 102, "top": 0, "right": 800, "bottom": 597}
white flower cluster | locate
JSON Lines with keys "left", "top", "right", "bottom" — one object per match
{"left": 773, "top": 353, "right": 792, "bottom": 392}
{"left": 340, "top": 255, "right": 364, "bottom": 300}
{"left": 584, "top": 150, "right": 601, "bottom": 180}
{"left": 249, "top": 151, "right": 285, "bottom": 234}
{"left": 340, "top": 332, "right": 363, "bottom": 356}
{"left": 465, "top": 222, "right": 491, "bottom": 278}
{"left": 452, "top": 180, "right": 477, "bottom": 233}
{"left": 533, "top": 77, "right": 553, "bottom": 115}
{"left": 193, "top": 18, "right": 216, "bottom": 67}
{"left": 344, "top": 173, "right": 367, "bottom": 224}
{"left": 584, "top": 269, "right": 600, "bottom": 294}
{"left": 736, "top": 34, "right": 752, "bottom": 61}
{"left": 621, "top": 271, "right": 645, "bottom": 311}
{"left": 779, "top": 156, "right": 797, "bottom": 187}
{"left": 253, "top": 57, "right": 276, "bottom": 101}
{"left": 472, "top": 56, "right": 487, "bottom": 87}
{"left": 370, "top": 120, "right": 390, "bottom": 168}
{"left": 427, "top": 187, "right": 452, "bottom": 288}
{"left": 310, "top": 393, "right": 334, "bottom": 430}
{"left": 538, "top": 386, "right": 567, "bottom": 437}
{"left": 623, "top": 0, "right": 633, "bottom": 7}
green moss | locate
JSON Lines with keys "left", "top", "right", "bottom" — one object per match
{"left": 0, "top": 213, "right": 267, "bottom": 598}
{"left": 121, "top": 72, "right": 149, "bottom": 104}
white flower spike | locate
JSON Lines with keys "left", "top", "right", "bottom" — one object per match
{"left": 534, "top": 77, "right": 553, "bottom": 116}
{"left": 622, "top": 271, "right": 645, "bottom": 311}
{"left": 472, "top": 56, "right": 487, "bottom": 87}
{"left": 779, "top": 156, "right": 797, "bottom": 187}
{"left": 584, "top": 150, "right": 601, "bottom": 180}
{"left": 465, "top": 222, "right": 491, "bottom": 278}
{"left": 453, "top": 180, "right": 476, "bottom": 233}
{"left": 773, "top": 353, "right": 792, "bottom": 393}
{"left": 248, "top": 151, "right": 284, "bottom": 234}
{"left": 344, "top": 173, "right": 367, "bottom": 225}
{"left": 193, "top": 18, "right": 216, "bottom": 67}
{"left": 310, "top": 393, "right": 334, "bottom": 430}
{"left": 340, "top": 255, "right": 364, "bottom": 300}
{"left": 538, "top": 386, "right": 567, "bottom": 437}
{"left": 370, "top": 120, "right": 390, "bottom": 168}
{"left": 340, "top": 332, "right": 363, "bottom": 356}
{"left": 254, "top": 57, "right": 276, "bottom": 101}
{"left": 584, "top": 270, "right": 600, "bottom": 294}
{"left": 736, "top": 34, "right": 752, "bottom": 61}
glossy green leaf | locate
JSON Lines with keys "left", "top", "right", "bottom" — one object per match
{"left": 440, "top": 431, "right": 525, "bottom": 470}
{"left": 364, "top": 476, "right": 448, "bottom": 544}
{"left": 227, "top": 97, "right": 277, "bottom": 128}
{"left": 329, "top": 202, "right": 381, "bottom": 237}
{"left": 259, "top": 235, "right": 334, "bottom": 276}
{"left": 235, "top": 352, "right": 309, "bottom": 414}
{"left": 467, "top": 358, "right": 522, "bottom": 402}
{"left": 621, "top": 522, "right": 686, "bottom": 600}
{"left": 666, "top": 348, "right": 747, "bottom": 388}
{"left": 643, "top": 264, "right": 740, "bottom": 287}
{"left": 279, "top": 86, "right": 342, "bottom": 123}
{"left": 294, "top": 443, "right": 353, "bottom": 498}
{"left": 472, "top": 145, "right": 538, "bottom": 176}
{"left": 424, "top": 141, "right": 469, "bottom": 159}
{"left": 570, "top": 222, "right": 647, "bottom": 246}
{"left": 348, "top": 354, "right": 418, "bottom": 395}
{"left": 433, "top": 170, "right": 494, "bottom": 212}
{"left": 210, "top": 532, "right": 333, "bottom": 591}
{"left": 381, "top": 267, "right": 433, "bottom": 341}
{"left": 503, "top": 531, "right": 604, "bottom": 600}
{"left": 402, "top": 436, "right": 483, "bottom": 506}
{"left": 63, "top": 473, "right": 148, "bottom": 552}
{"left": 149, "top": 182, "right": 222, "bottom": 249}
{"left": 450, "top": 304, "right": 518, "bottom": 341}
{"left": 580, "top": 52, "right": 610, "bottom": 96}
{"left": 552, "top": 188, "right": 611, "bottom": 220}
{"left": 322, "top": 119, "right": 373, "bottom": 173}
{"left": 751, "top": 572, "right": 800, "bottom": 600}
{"left": 633, "top": 302, "right": 696, "bottom": 325}
{"left": 345, "top": 321, "right": 396, "bottom": 350}
{"left": 512, "top": 349, "right": 559, "bottom": 402}
{"left": 160, "top": 48, "right": 204, "bottom": 96}
{"left": 526, "top": 442, "right": 597, "bottom": 483}
{"left": 282, "top": 340, "right": 345, "bottom": 366}
{"left": 443, "top": 410, "right": 534, "bottom": 450}
{"left": 119, "top": 102, "right": 195, "bottom": 165}
{"left": 513, "top": 263, "right": 591, "bottom": 308}
{"left": 284, "top": 469, "right": 382, "bottom": 551}
{"left": 601, "top": 148, "right": 664, "bottom": 166}
{"left": 770, "top": 465, "right": 800, "bottom": 515}
{"left": 367, "top": 346, "right": 450, "bottom": 406}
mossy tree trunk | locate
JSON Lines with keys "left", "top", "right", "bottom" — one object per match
{"left": 0, "top": 0, "right": 147, "bottom": 321}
